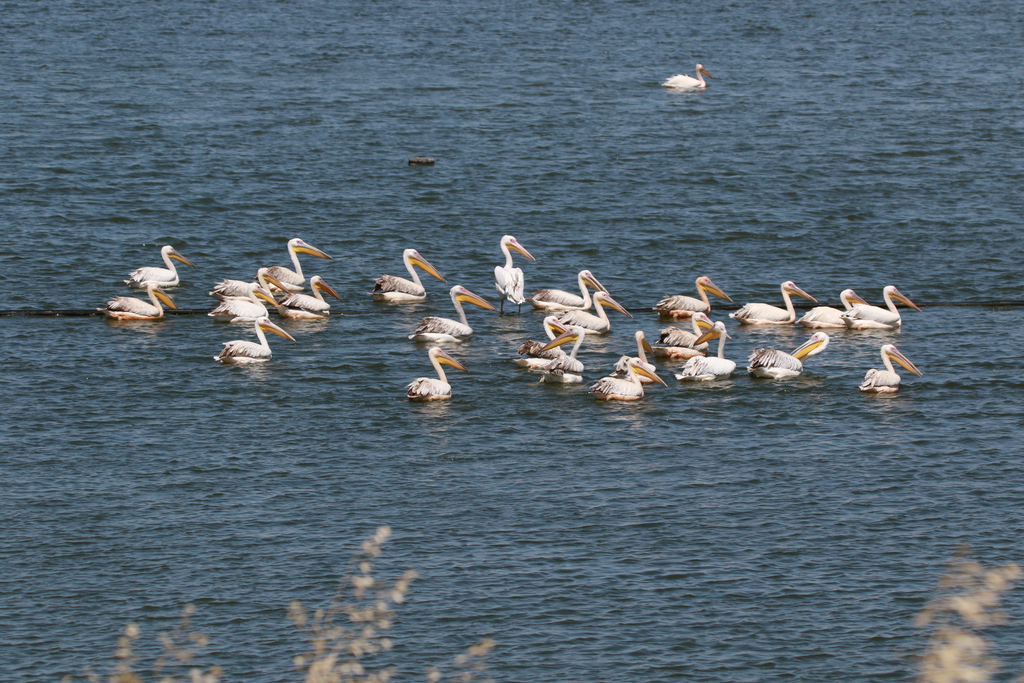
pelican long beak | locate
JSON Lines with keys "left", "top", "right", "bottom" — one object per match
{"left": 632, "top": 362, "right": 668, "bottom": 387}
{"left": 437, "top": 349, "right": 469, "bottom": 373}
{"left": 700, "top": 278, "right": 732, "bottom": 302}
{"left": 792, "top": 336, "right": 827, "bottom": 360}
{"left": 153, "top": 286, "right": 178, "bottom": 310}
{"left": 409, "top": 253, "right": 446, "bottom": 283}
{"left": 540, "top": 329, "right": 580, "bottom": 353}
{"left": 888, "top": 347, "right": 923, "bottom": 376}
{"left": 170, "top": 251, "right": 196, "bottom": 268}
{"left": 598, "top": 294, "right": 633, "bottom": 318}
{"left": 254, "top": 288, "right": 279, "bottom": 305}
{"left": 893, "top": 290, "right": 922, "bottom": 312}
{"left": 694, "top": 328, "right": 722, "bottom": 345}
{"left": 259, "top": 319, "right": 296, "bottom": 341}
{"left": 455, "top": 288, "right": 498, "bottom": 311}
{"left": 583, "top": 271, "right": 608, "bottom": 293}
{"left": 641, "top": 337, "right": 654, "bottom": 354}
{"left": 510, "top": 239, "right": 536, "bottom": 262}
{"left": 294, "top": 244, "right": 333, "bottom": 260}
{"left": 847, "top": 291, "right": 870, "bottom": 306}
{"left": 785, "top": 283, "right": 818, "bottom": 303}
{"left": 545, "top": 317, "right": 570, "bottom": 336}
{"left": 699, "top": 67, "right": 712, "bottom": 79}
{"left": 315, "top": 279, "right": 342, "bottom": 300}
{"left": 263, "top": 274, "right": 290, "bottom": 293}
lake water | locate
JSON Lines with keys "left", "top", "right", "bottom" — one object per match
{"left": 2, "top": 1, "right": 1023, "bottom": 680}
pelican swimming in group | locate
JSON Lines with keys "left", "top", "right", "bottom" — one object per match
{"left": 859, "top": 344, "right": 923, "bottom": 393}
{"left": 612, "top": 330, "right": 656, "bottom": 383}
{"left": 371, "top": 249, "right": 446, "bottom": 302}
{"left": 841, "top": 286, "right": 922, "bottom": 329}
{"left": 265, "top": 238, "right": 333, "bottom": 292}
{"left": 494, "top": 235, "right": 536, "bottom": 314}
{"left": 653, "top": 276, "right": 732, "bottom": 319}
{"left": 209, "top": 267, "right": 282, "bottom": 301}
{"left": 797, "top": 289, "right": 870, "bottom": 328}
{"left": 747, "top": 332, "right": 831, "bottom": 379}
{"left": 516, "top": 316, "right": 571, "bottom": 371}
{"left": 589, "top": 358, "right": 667, "bottom": 401}
{"left": 208, "top": 282, "right": 279, "bottom": 322}
{"left": 406, "top": 347, "right": 469, "bottom": 401}
{"left": 214, "top": 316, "right": 296, "bottom": 364}
{"left": 98, "top": 283, "right": 178, "bottom": 320}
{"left": 662, "top": 63, "right": 712, "bottom": 89}
{"left": 124, "top": 245, "right": 195, "bottom": 288}
{"left": 527, "top": 269, "right": 607, "bottom": 311}
{"left": 730, "top": 281, "right": 817, "bottom": 325}
{"left": 267, "top": 276, "right": 341, "bottom": 319}
{"left": 652, "top": 312, "right": 715, "bottom": 359}
{"left": 555, "top": 291, "right": 632, "bottom": 335}
{"left": 409, "top": 286, "right": 497, "bottom": 342}
{"left": 676, "top": 322, "right": 736, "bottom": 381}
{"left": 536, "top": 326, "right": 589, "bottom": 383}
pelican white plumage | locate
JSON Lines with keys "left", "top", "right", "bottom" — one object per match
{"left": 589, "top": 358, "right": 667, "bottom": 401}
{"left": 537, "top": 326, "right": 589, "bottom": 383}
{"left": 407, "top": 347, "right": 469, "bottom": 401}
{"left": 747, "top": 332, "right": 830, "bottom": 379}
{"left": 494, "top": 235, "right": 536, "bottom": 314}
{"left": 214, "top": 316, "right": 296, "bottom": 364}
{"left": 730, "top": 281, "right": 817, "bottom": 325}
{"left": 265, "top": 238, "right": 333, "bottom": 292}
{"left": 516, "top": 316, "right": 571, "bottom": 370}
{"left": 124, "top": 245, "right": 195, "bottom": 288}
{"left": 209, "top": 268, "right": 281, "bottom": 301}
{"left": 612, "top": 330, "right": 656, "bottom": 383}
{"left": 663, "top": 64, "right": 712, "bottom": 89}
{"left": 268, "top": 276, "right": 341, "bottom": 319}
{"left": 653, "top": 312, "right": 715, "bottom": 359}
{"left": 409, "top": 286, "right": 497, "bottom": 342}
{"left": 653, "top": 276, "right": 732, "bottom": 319}
{"left": 554, "top": 291, "right": 632, "bottom": 335}
{"left": 859, "top": 344, "right": 922, "bottom": 393}
{"left": 797, "top": 289, "right": 870, "bottom": 328}
{"left": 527, "top": 270, "right": 607, "bottom": 311}
{"left": 841, "top": 286, "right": 922, "bottom": 329}
{"left": 98, "top": 283, "right": 178, "bottom": 320}
{"left": 676, "top": 322, "right": 735, "bottom": 381}
{"left": 371, "top": 249, "right": 446, "bottom": 301}
{"left": 208, "top": 282, "right": 279, "bottom": 322}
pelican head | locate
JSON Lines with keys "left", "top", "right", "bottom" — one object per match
{"left": 697, "top": 276, "right": 732, "bottom": 302}
{"left": 629, "top": 359, "right": 668, "bottom": 387}
{"left": 289, "top": 238, "right": 333, "bottom": 260}
{"left": 148, "top": 284, "right": 178, "bottom": 310}
{"left": 692, "top": 312, "right": 716, "bottom": 331}
{"left": 782, "top": 281, "right": 817, "bottom": 303}
{"left": 501, "top": 235, "right": 536, "bottom": 261}
{"left": 594, "top": 291, "right": 632, "bottom": 318}
{"left": 883, "top": 344, "right": 923, "bottom": 376}
{"left": 543, "top": 315, "right": 570, "bottom": 337}
{"left": 406, "top": 249, "right": 446, "bottom": 283}
{"left": 163, "top": 245, "right": 196, "bottom": 268}
{"left": 840, "top": 289, "right": 870, "bottom": 307}
{"left": 695, "top": 321, "right": 731, "bottom": 345}
{"left": 886, "top": 286, "right": 922, "bottom": 312}
{"left": 256, "top": 316, "right": 296, "bottom": 341}
{"left": 792, "top": 332, "right": 830, "bottom": 360}
{"left": 635, "top": 330, "right": 654, "bottom": 354}
{"left": 696, "top": 64, "right": 712, "bottom": 79}
{"left": 581, "top": 270, "right": 608, "bottom": 293}
{"left": 310, "top": 276, "right": 342, "bottom": 300}
{"left": 451, "top": 286, "right": 498, "bottom": 311}
{"left": 431, "top": 347, "right": 469, "bottom": 373}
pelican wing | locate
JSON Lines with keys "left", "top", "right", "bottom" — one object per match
{"left": 125, "top": 267, "right": 175, "bottom": 286}
{"left": 547, "top": 355, "right": 584, "bottom": 375}
{"left": 730, "top": 303, "right": 791, "bottom": 322}
{"left": 555, "top": 309, "right": 601, "bottom": 329}
{"left": 373, "top": 274, "right": 424, "bottom": 296}
{"left": 654, "top": 295, "right": 707, "bottom": 315}
{"left": 104, "top": 296, "right": 160, "bottom": 317}
{"left": 677, "top": 356, "right": 735, "bottom": 380}
{"left": 209, "top": 278, "right": 254, "bottom": 300}
{"left": 842, "top": 305, "right": 901, "bottom": 325}
{"left": 859, "top": 369, "right": 901, "bottom": 392}
{"left": 407, "top": 377, "right": 451, "bottom": 399}
{"left": 218, "top": 340, "right": 271, "bottom": 360}
{"left": 528, "top": 289, "right": 585, "bottom": 308}
{"left": 589, "top": 376, "right": 644, "bottom": 398}
{"left": 410, "top": 316, "right": 471, "bottom": 338}
{"left": 518, "top": 340, "right": 565, "bottom": 360}
{"left": 279, "top": 292, "right": 331, "bottom": 313}
{"left": 495, "top": 266, "right": 526, "bottom": 304}
{"left": 209, "top": 299, "right": 267, "bottom": 319}
{"left": 747, "top": 349, "right": 802, "bottom": 372}
{"left": 798, "top": 306, "right": 844, "bottom": 326}
{"left": 657, "top": 326, "right": 707, "bottom": 350}
{"left": 266, "top": 266, "right": 304, "bottom": 288}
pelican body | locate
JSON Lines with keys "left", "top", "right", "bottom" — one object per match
{"left": 209, "top": 268, "right": 281, "bottom": 302}
{"left": 208, "top": 282, "right": 279, "bottom": 322}
{"left": 409, "top": 286, "right": 497, "bottom": 342}
{"left": 407, "top": 348, "right": 469, "bottom": 401}
{"left": 272, "top": 276, "right": 341, "bottom": 319}
{"left": 859, "top": 344, "right": 922, "bottom": 393}
{"left": 612, "top": 330, "right": 656, "bottom": 383}
{"left": 747, "top": 332, "right": 830, "bottom": 379}
{"left": 214, "top": 317, "right": 296, "bottom": 364}
{"left": 537, "top": 326, "right": 589, "bottom": 383}
{"left": 798, "top": 290, "right": 869, "bottom": 328}
{"left": 654, "top": 276, "right": 732, "bottom": 319}
{"left": 589, "top": 358, "right": 667, "bottom": 401}
{"left": 841, "top": 286, "right": 922, "bottom": 329}
{"left": 124, "top": 245, "right": 195, "bottom": 288}
{"left": 653, "top": 312, "right": 715, "bottom": 359}
{"left": 527, "top": 270, "right": 607, "bottom": 311}
{"left": 516, "top": 316, "right": 572, "bottom": 370}
{"left": 676, "top": 322, "right": 735, "bottom": 381}
{"left": 266, "top": 238, "right": 333, "bottom": 292}
{"left": 730, "top": 281, "right": 817, "bottom": 325}
{"left": 494, "top": 235, "right": 536, "bottom": 314}
{"left": 555, "top": 291, "right": 632, "bottom": 335}
{"left": 372, "top": 249, "right": 446, "bottom": 301}
{"left": 99, "top": 283, "right": 178, "bottom": 320}
{"left": 663, "top": 64, "right": 712, "bottom": 89}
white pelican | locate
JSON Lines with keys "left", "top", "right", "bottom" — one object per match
{"left": 407, "top": 347, "right": 469, "bottom": 401}
{"left": 209, "top": 267, "right": 284, "bottom": 301}
{"left": 266, "top": 238, "right": 333, "bottom": 292}
{"left": 841, "top": 286, "right": 922, "bottom": 330}
{"left": 494, "top": 235, "right": 536, "bottom": 314}
{"left": 554, "top": 291, "right": 632, "bottom": 335}
{"left": 730, "top": 281, "right": 817, "bottom": 325}
{"left": 860, "top": 344, "right": 923, "bottom": 393}
{"left": 409, "top": 286, "right": 497, "bottom": 342}
{"left": 98, "top": 283, "right": 178, "bottom": 320}
{"left": 797, "top": 289, "right": 870, "bottom": 328}
{"left": 527, "top": 270, "right": 607, "bottom": 311}
{"left": 612, "top": 330, "right": 656, "bottom": 383}
{"left": 371, "top": 249, "right": 446, "bottom": 302}
{"left": 662, "top": 64, "right": 712, "bottom": 89}
{"left": 268, "top": 276, "right": 341, "bottom": 319}
{"left": 589, "top": 358, "right": 667, "bottom": 401}
{"left": 536, "top": 326, "right": 589, "bottom": 383}
{"left": 676, "top": 322, "right": 735, "bottom": 381}
{"left": 124, "top": 245, "right": 195, "bottom": 288}
{"left": 516, "top": 316, "right": 571, "bottom": 370}
{"left": 653, "top": 312, "right": 715, "bottom": 359}
{"left": 747, "top": 332, "right": 830, "bottom": 379}
{"left": 653, "top": 276, "right": 732, "bottom": 319}
{"left": 208, "top": 282, "right": 279, "bottom": 322}
{"left": 214, "top": 316, "right": 296, "bottom": 364}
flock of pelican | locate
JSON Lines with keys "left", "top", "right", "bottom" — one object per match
{"left": 100, "top": 235, "right": 925, "bottom": 401}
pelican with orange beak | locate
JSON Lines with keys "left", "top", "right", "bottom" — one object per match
{"left": 860, "top": 344, "right": 923, "bottom": 393}
{"left": 409, "top": 286, "right": 498, "bottom": 342}
{"left": 208, "top": 280, "right": 282, "bottom": 322}
{"left": 494, "top": 235, "right": 536, "bottom": 314}
{"left": 554, "top": 291, "right": 632, "bottom": 335}
{"left": 209, "top": 268, "right": 284, "bottom": 301}
{"left": 663, "top": 64, "right": 712, "bottom": 89}
{"left": 730, "top": 281, "right": 817, "bottom": 325}
{"left": 536, "top": 325, "right": 589, "bottom": 383}
{"left": 653, "top": 276, "right": 732, "bottom": 319}
{"left": 653, "top": 312, "right": 716, "bottom": 359}
{"left": 269, "top": 276, "right": 342, "bottom": 319}
{"left": 214, "top": 316, "right": 296, "bottom": 364}
{"left": 589, "top": 358, "right": 668, "bottom": 401}
{"left": 265, "top": 238, "right": 333, "bottom": 292}
{"left": 747, "top": 332, "right": 830, "bottom": 379}
{"left": 407, "top": 347, "right": 469, "bottom": 401}
{"left": 612, "top": 331, "right": 657, "bottom": 383}
{"left": 98, "top": 283, "right": 178, "bottom": 320}
{"left": 841, "top": 286, "right": 922, "bottom": 329}
{"left": 124, "top": 245, "right": 195, "bottom": 288}
{"left": 371, "top": 249, "right": 446, "bottom": 301}
{"left": 798, "top": 289, "right": 870, "bottom": 328}
{"left": 527, "top": 269, "right": 607, "bottom": 311}
{"left": 516, "top": 316, "right": 572, "bottom": 370}
{"left": 676, "top": 321, "right": 736, "bottom": 381}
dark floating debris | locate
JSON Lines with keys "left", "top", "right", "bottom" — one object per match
{"left": 408, "top": 156, "right": 435, "bottom": 166}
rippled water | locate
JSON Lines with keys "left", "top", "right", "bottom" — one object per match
{"left": 3, "top": 1, "right": 1024, "bottom": 680}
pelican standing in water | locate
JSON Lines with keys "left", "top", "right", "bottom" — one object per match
{"left": 527, "top": 270, "right": 607, "bottom": 311}
{"left": 663, "top": 63, "right": 712, "bottom": 89}
{"left": 494, "top": 235, "right": 536, "bottom": 314}
{"left": 407, "top": 347, "right": 469, "bottom": 401}
{"left": 676, "top": 321, "right": 735, "bottom": 381}
{"left": 268, "top": 276, "right": 342, "bottom": 319}
{"left": 612, "top": 330, "right": 656, "bottom": 383}
{"left": 516, "top": 316, "right": 571, "bottom": 370}
{"left": 589, "top": 358, "right": 667, "bottom": 401}
{"left": 653, "top": 312, "right": 715, "bottom": 359}
{"left": 860, "top": 344, "right": 923, "bottom": 393}
{"left": 265, "top": 238, "right": 333, "bottom": 292}
{"left": 653, "top": 276, "right": 732, "bottom": 319}
{"left": 208, "top": 282, "right": 280, "bottom": 322}
{"left": 98, "top": 283, "right": 178, "bottom": 320}
{"left": 841, "top": 286, "right": 922, "bottom": 329}
{"left": 214, "top": 316, "right": 296, "bottom": 364}
{"left": 747, "top": 332, "right": 830, "bottom": 379}
{"left": 536, "top": 326, "right": 589, "bottom": 383}
{"left": 555, "top": 291, "right": 632, "bottom": 335}
{"left": 371, "top": 249, "right": 446, "bottom": 302}
{"left": 797, "top": 289, "right": 870, "bottom": 328}
{"left": 209, "top": 267, "right": 281, "bottom": 301}
{"left": 730, "top": 281, "right": 817, "bottom": 325}
{"left": 409, "top": 286, "right": 497, "bottom": 342}
{"left": 124, "top": 245, "right": 195, "bottom": 288}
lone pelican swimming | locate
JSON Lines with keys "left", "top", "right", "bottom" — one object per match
{"left": 407, "top": 347, "right": 469, "bottom": 401}
{"left": 214, "top": 317, "right": 296, "bottom": 364}
{"left": 371, "top": 249, "right": 446, "bottom": 302}
{"left": 841, "top": 286, "right": 922, "bottom": 330}
{"left": 98, "top": 283, "right": 178, "bottom": 320}
{"left": 730, "top": 281, "right": 817, "bottom": 325}
{"left": 124, "top": 245, "right": 195, "bottom": 288}
{"left": 494, "top": 235, "right": 536, "bottom": 314}
{"left": 747, "top": 332, "right": 830, "bottom": 379}
{"left": 663, "top": 63, "right": 712, "bottom": 89}
{"left": 409, "top": 286, "right": 497, "bottom": 342}
{"left": 859, "top": 344, "right": 922, "bottom": 393}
